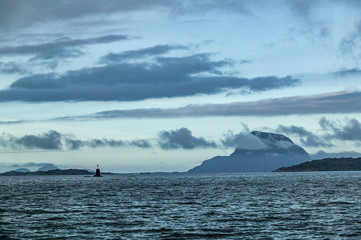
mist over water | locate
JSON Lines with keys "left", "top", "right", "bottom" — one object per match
{"left": 1, "top": 172, "right": 361, "bottom": 239}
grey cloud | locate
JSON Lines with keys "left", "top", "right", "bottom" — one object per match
{"left": 239, "top": 59, "right": 252, "bottom": 64}
{"left": 100, "top": 44, "right": 188, "bottom": 63}
{"left": 0, "top": 61, "right": 24, "bottom": 74}
{"left": 130, "top": 140, "right": 152, "bottom": 148}
{"left": 158, "top": 128, "right": 217, "bottom": 150}
{"left": 2, "top": 0, "right": 358, "bottom": 34}
{"left": 0, "top": 162, "right": 58, "bottom": 168}
{"left": 0, "top": 34, "right": 131, "bottom": 60}
{"left": 65, "top": 138, "right": 127, "bottom": 149}
{"left": 0, "top": 130, "right": 152, "bottom": 150}
{"left": 0, "top": 53, "right": 299, "bottom": 102}
{"left": 332, "top": 68, "right": 361, "bottom": 77}
{"left": 248, "top": 76, "right": 299, "bottom": 92}
{"left": 221, "top": 130, "right": 268, "bottom": 150}
{"left": 0, "top": 120, "right": 27, "bottom": 125}
{"left": 339, "top": 20, "right": 361, "bottom": 56}
{"left": 18, "top": 131, "right": 62, "bottom": 149}
{"left": 319, "top": 117, "right": 335, "bottom": 131}
{"left": 0, "top": 130, "right": 63, "bottom": 150}
{"left": 0, "top": 0, "right": 248, "bottom": 32}
{"left": 320, "top": 117, "right": 361, "bottom": 141}
{"left": 84, "top": 91, "right": 361, "bottom": 119}
{"left": 277, "top": 125, "right": 333, "bottom": 147}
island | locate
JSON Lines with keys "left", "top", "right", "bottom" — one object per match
{"left": 273, "top": 157, "right": 361, "bottom": 172}
{"left": 0, "top": 163, "right": 114, "bottom": 176}
{"left": 0, "top": 169, "right": 95, "bottom": 176}
{"left": 188, "top": 131, "right": 310, "bottom": 173}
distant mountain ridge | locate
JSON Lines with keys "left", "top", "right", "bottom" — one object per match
{"left": 189, "top": 131, "right": 310, "bottom": 173}
{"left": 37, "top": 164, "right": 59, "bottom": 172}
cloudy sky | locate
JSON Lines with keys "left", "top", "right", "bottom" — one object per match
{"left": 1, "top": 0, "right": 361, "bottom": 172}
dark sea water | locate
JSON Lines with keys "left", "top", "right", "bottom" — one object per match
{"left": 1, "top": 172, "right": 361, "bottom": 239}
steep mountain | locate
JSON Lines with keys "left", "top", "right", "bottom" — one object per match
{"left": 188, "top": 131, "right": 310, "bottom": 173}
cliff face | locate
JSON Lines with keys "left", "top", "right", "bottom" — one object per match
{"left": 188, "top": 131, "right": 310, "bottom": 173}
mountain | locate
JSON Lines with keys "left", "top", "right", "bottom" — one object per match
{"left": 37, "top": 164, "right": 59, "bottom": 172}
{"left": 14, "top": 168, "right": 31, "bottom": 173}
{"left": 188, "top": 131, "right": 310, "bottom": 173}
{"left": 274, "top": 157, "right": 361, "bottom": 172}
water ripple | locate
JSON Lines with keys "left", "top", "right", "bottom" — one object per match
{"left": 1, "top": 172, "right": 361, "bottom": 239}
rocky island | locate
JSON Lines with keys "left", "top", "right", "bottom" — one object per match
{"left": 0, "top": 164, "right": 113, "bottom": 176}
{"left": 188, "top": 131, "right": 310, "bottom": 173}
{"left": 274, "top": 157, "right": 361, "bottom": 172}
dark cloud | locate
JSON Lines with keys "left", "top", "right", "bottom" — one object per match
{"left": 0, "top": 130, "right": 152, "bottom": 150}
{"left": 82, "top": 91, "right": 361, "bottom": 119}
{"left": 158, "top": 128, "right": 217, "bottom": 149}
{"left": 0, "top": 34, "right": 131, "bottom": 60}
{"left": 0, "top": 53, "right": 299, "bottom": 102}
{"left": 100, "top": 44, "right": 188, "bottom": 63}
{"left": 277, "top": 125, "right": 333, "bottom": 147}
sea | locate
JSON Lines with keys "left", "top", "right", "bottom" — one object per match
{"left": 1, "top": 172, "right": 361, "bottom": 239}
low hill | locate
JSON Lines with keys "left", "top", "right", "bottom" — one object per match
{"left": 274, "top": 157, "right": 361, "bottom": 172}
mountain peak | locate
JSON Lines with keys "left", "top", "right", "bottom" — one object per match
{"left": 250, "top": 131, "right": 293, "bottom": 144}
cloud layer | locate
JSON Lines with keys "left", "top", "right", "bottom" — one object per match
{"left": 3, "top": 118, "right": 361, "bottom": 152}
{"left": 158, "top": 128, "right": 217, "bottom": 149}
{"left": 277, "top": 125, "right": 333, "bottom": 148}
{"left": 0, "top": 52, "right": 299, "bottom": 102}
{"left": 0, "top": 34, "right": 131, "bottom": 60}
{"left": 85, "top": 91, "right": 361, "bottom": 119}
{"left": 277, "top": 117, "right": 361, "bottom": 149}
{"left": 0, "top": 130, "right": 151, "bottom": 150}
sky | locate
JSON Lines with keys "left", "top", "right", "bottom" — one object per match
{"left": 1, "top": 0, "right": 361, "bottom": 173}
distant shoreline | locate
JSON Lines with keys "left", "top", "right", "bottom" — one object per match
{"left": 3, "top": 157, "right": 361, "bottom": 175}
{"left": 274, "top": 157, "right": 361, "bottom": 172}
{"left": 0, "top": 169, "right": 113, "bottom": 176}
